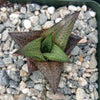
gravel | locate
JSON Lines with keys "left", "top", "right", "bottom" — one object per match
{"left": 0, "top": 3, "right": 99, "bottom": 100}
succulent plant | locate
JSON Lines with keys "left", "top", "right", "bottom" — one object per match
{"left": 9, "top": 11, "right": 81, "bottom": 93}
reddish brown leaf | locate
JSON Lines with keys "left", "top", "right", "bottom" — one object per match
{"left": 65, "top": 34, "right": 82, "bottom": 55}
{"left": 27, "top": 57, "right": 38, "bottom": 72}
{"left": 34, "top": 61, "right": 63, "bottom": 93}
{"left": 8, "top": 31, "right": 43, "bottom": 47}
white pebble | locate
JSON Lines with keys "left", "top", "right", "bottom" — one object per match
{"left": 1, "top": 7, "right": 7, "bottom": 12}
{"left": 23, "top": 20, "right": 32, "bottom": 29}
{"left": 42, "top": 21, "right": 54, "bottom": 29}
{"left": 81, "top": 5, "right": 87, "bottom": 12}
{"left": 89, "top": 11, "right": 96, "bottom": 17}
{"left": 55, "top": 18, "right": 62, "bottom": 23}
{"left": 78, "top": 77, "right": 87, "bottom": 86}
{"left": 68, "top": 5, "right": 77, "bottom": 11}
{"left": 47, "top": 6, "right": 55, "bottom": 14}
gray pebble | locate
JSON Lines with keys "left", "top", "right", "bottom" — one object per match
{"left": 90, "top": 72, "right": 98, "bottom": 83}
{"left": 34, "top": 84, "right": 44, "bottom": 91}
{"left": 0, "top": 70, "right": 10, "bottom": 86}
{"left": 30, "top": 71, "right": 44, "bottom": 83}
{"left": 26, "top": 81, "right": 34, "bottom": 88}
{"left": 18, "top": 94, "right": 27, "bottom": 100}
{"left": 7, "top": 88, "right": 20, "bottom": 94}
{"left": 9, "top": 80, "right": 19, "bottom": 89}
{"left": 39, "top": 13, "right": 47, "bottom": 25}
{"left": 0, "top": 12, "right": 8, "bottom": 22}
{"left": 27, "top": 4, "right": 36, "bottom": 12}
{"left": 64, "top": 95, "right": 71, "bottom": 100}
{"left": 15, "top": 59, "right": 24, "bottom": 69}
{"left": 3, "top": 57, "right": 12, "bottom": 65}
{"left": 7, "top": 70, "right": 20, "bottom": 82}
{"left": 89, "top": 54, "right": 97, "bottom": 68}
{"left": 89, "top": 84, "right": 94, "bottom": 92}
{"left": 26, "top": 97, "right": 34, "bottom": 100}
{"left": 0, "top": 60, "right": 5, "bottom": 68}
{"left": 88, "top": 18, "right": 97, "bottom": 28}
{"left": 64, "top": 87, "right": 71, "bottom": 95}
{"left": 71, "top": 46, "right": 80, "bottom": 55}
{"left": 19, "top": 14, "right": 26, "bottom": 19}
{"left": 1, "top": 29, "right": 9, "bottom": 41}
{"left": 20, "top": 7, "right": 26, "bottom": 14}
{"left": 0, "top": 24, "right": 5, "bottom": 32}
{"left": 51, "top": 12, "right": 60, "bottom": 20}
{"left": 87, "top": 32, "right": 98, "bottom": 44}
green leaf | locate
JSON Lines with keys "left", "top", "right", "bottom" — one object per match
{"left": 43, "top": 43, "right": 69, "bottom": 62}
{"left": 41, "top": 33, "right": 52, "bottom": 53}
{"left": 15, "top": 37, "right": 46, "bottom": 61}
{"left": 41, "top": 12, "right": 80, "bottom": 50}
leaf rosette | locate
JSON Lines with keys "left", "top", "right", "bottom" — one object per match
{"left": 9, "top": 12, "right": 80, "bottom": 93}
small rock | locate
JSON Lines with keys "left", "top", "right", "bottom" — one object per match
{"left": 0, "top": 12, "right": 8, "bottom": 22}
{"left": 68, "top": 5, "right": 77, "bottom": 11}
{"left": 47, "top": 6, "right": 55, "bottom": 14}
{"left": 81, "top": 5, "right": 87, "bottom": 12}
{"left": 47, "top": 91, "right": 65, "bottom": 100}
{"left": 0, "top": 85, "right": 6, "bottom": 94}
{"left": 7, "top": 88, "right": 19, "bottom": 94}
{"left": 0, "top": 70, "right": 10, "bottom": 86}
{"left": 59, "top": 81, "right": 66, "bottom": 88}
{"left": 3, "top": 57, "right": 12, "bottom": 65}
{"left": 78, "top": 12, "right": 85, "bottom": 19}
{"left": 88, "top": 18, "right": 97, "bottom": 28}
{"left": 89, "top": 54, "right": 97, "bottom": 68}
{"left": 0, "top": 94, "right": 14, "bottom": 100}
{"left": 9, "top": 80, "right": 19, "bottom": 89}
{"left": 27, "top": 4, "right": 36, "bottom": 12}
{"left": 84, "top": 11, "right": 96, "bottom": 20}
{"left": 76, "top": 88, "right": 86, "bottom": 100}
{"left": 23, "top": 20, "right": 32, "bottom": 29}
{"left": 18, "top": 94, "right": 27, "bottom": 100}
{"left": 71, "top": 46, "right": 80, "bottom": 55}
{"left": 22, "top": 64, "right": 28, "bottom": 73}
{"left": 39, "top": 13, "right": 47, "bottom": 25}
{"left": 51, "top": 12, "right": 60, "bottom": 20}
{"left": 87, "top": 32, "right": 98, "bottom": 43}
{"left": 0, "top": 60, "right": 5, "bottom": 68}
{"left": 34, "top": 11, "right": 40, "bottom": 16}
{"left": 42, "top": 21, "right": 54, "bottom": 29}
{"left": 55, "top": 18, "right": 62, "bottom": 23}
{"left": 28, "top": 88, "right": 40, "bottom": 96}
{"left": 90, "top": 72, "right": 98, "bottom": 83}
{"left": 0, "top": 24, "right": 5, "bottom": 32}
{"left": 94, "top": 88, "right": 99, "bottom": 99}
{"left": 30, "top": 71, "right": 44, "bottom": 83}
{"left": 1, "top": 7, "right": 7, "bottom": 12}
{"left": 29, "top": 16, "right": 39, "bottom": 26}
{"left": 1, "top": 29, "right": 9, "bottom": 41}
{"left": 64, "top": 63, "right": 72, "bottom": 72}
{"left": 63, "top": 87, "right": 71, "bottom": 95}
{"left": 64, "top": 95, "right": 71, "bottom": 100}
{"left": 82, "top": 61, "right": 89, "bottom": 68}
{"left": 32, "top": 25, "right": 42, "bottom": 31}
{"left": 10, "top": 13, "right": 19, "bottom": 20}
{"left": 3, "top": 39, "right": 11, "bottom": 51}
{"left": 7, "top": 70, "right": 20, "bottom": 82}
{"left": 86, "top": 68, "right": 98, "bottom": 73}
{"left": 78, "top": 77, "right": 87, "bottom": 86}
{"left": 26, "top": 97, "right": 34, "bottom": 100}
{"left": 20, "top": 7, "right": 26, "bottom": 14}
{"left": 26, "top": 81, "right": 34, "bottom": 88}
{"left": 34, "top": 84, "right": 44, "bottom": 91}
{"left": 20, "top": 70, "right": 28, "bottom": 77}
{"left": 87, "top": 48, "right": 96, "bottom": 55}
{"left": 89, "top": 84, "right": 94, "bottom": 92}
{"left": 14, "top": 3, "right": 19, "bottom": 10}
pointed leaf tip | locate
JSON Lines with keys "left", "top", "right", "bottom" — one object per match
{"left": 34, "top": 61, "right": 63, "bottom": 93}
{"left": 41, "top": 33, "right": 52, "bottom": 53}
{"left": 15, "top": 37, "right": 46, "bottom": 61}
